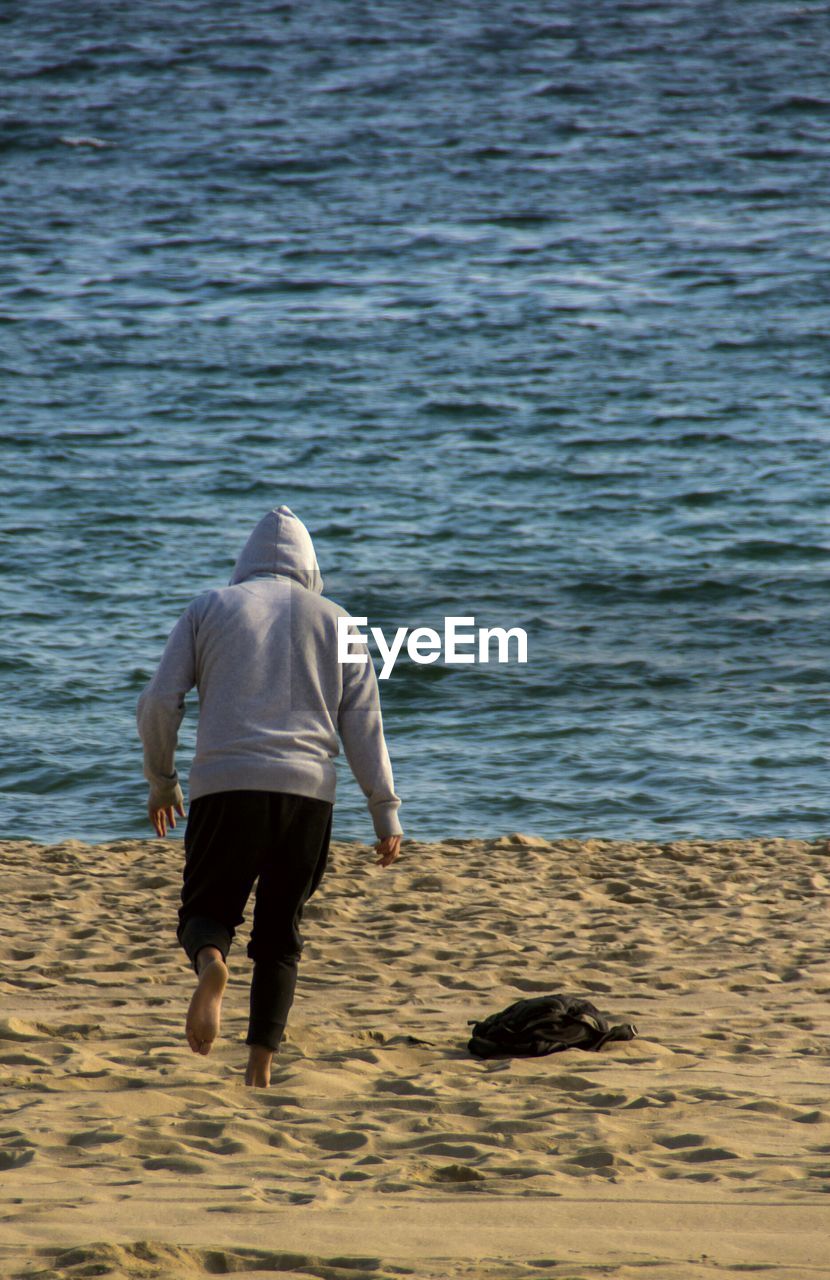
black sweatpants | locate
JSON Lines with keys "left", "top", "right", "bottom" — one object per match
{"left": 177, "top": 789, "right": 333, "bottom": 1051}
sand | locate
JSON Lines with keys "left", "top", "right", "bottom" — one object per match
{"left": 1, "top": 832, "right": 830, "bottom": 1279}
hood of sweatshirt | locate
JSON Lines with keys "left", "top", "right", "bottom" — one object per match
{"left": 229, "top": 505, "right": 324, "bottom": 593}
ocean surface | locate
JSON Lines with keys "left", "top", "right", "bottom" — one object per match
{"left": 2, "top": 0, "right": 829, "bottom": 844}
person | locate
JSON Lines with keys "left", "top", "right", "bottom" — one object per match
{"left": 136, "top": 505, "right": 402, "bottom": 1087}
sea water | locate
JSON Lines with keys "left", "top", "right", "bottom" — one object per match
{"left": 2, "top": 1, "right": 829, "bottom": 843}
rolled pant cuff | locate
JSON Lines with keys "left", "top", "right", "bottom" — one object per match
{"left": 246, "top": 1020, "right": 286, "bottom": 1052}
{"left": 179, "top": 915, "right": 233, "bottom": 974}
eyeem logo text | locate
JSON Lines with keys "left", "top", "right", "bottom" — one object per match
{"left": 338, "top": 616, "right": 528, "bottom": 680}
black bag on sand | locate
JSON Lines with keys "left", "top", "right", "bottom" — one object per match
{"left": 467, "top": 994, "right": 638, "bottom": 1059}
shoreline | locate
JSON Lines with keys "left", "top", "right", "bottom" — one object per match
{"left": 2, "top": 834, "right": 830, "bottom": 1278}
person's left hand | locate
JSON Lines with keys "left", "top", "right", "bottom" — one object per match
{"left": 148, "top": 799, "right": 186, "bottom": 837}
{"left": 374, "top": 834, "right": 401, "bottom": 867}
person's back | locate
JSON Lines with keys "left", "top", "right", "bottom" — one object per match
{"left": 190, "top": 575, "right": 344, "bottom": 798}
{"left": 137, "top": 505, "right": 402, "bottom": 1087}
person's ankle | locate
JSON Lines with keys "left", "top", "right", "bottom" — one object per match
{"left": 245, "top": 1044, "right": 273, "bottom": 1086}
{"left": 248, "top": 1043, "right": 273, "bottom": 1059}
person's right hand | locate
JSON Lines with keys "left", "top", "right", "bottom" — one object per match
{"left": 374, "top": 835, "right": 401, "bottom": 867}
{"left": 148, "top": 797, "right": 186, "bottom": 838}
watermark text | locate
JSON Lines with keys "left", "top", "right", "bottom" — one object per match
{"left": 338, "top": 616, "right": 528, "bottom": 679}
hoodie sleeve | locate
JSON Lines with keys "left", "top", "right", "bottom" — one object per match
{"left": 136, "top": 605, "right": 197, "bottom": 809}
{"left": 337, "top": 622, "right": 403, "bottom": 839}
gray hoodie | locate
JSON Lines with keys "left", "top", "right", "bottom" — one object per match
{"left": 136, "top": 505, "right": 403, "bottom": 838}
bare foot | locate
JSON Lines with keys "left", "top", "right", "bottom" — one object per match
{"left": 186, "top": 951, "right": 228, "bottom": 1055}
{"left": 245, "top": 1044, "right": 273, "bottom": 1088}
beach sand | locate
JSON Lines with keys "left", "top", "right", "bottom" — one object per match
{"left": 1, "top": 832, "right": 829, "bottom": 1279}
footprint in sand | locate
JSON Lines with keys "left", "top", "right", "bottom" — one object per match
{"left": 0, "top": 1131, "right": 35, "bottom": 1171}
{"left": 0, "top": 1050, "right": 50, "bottom": 1067}
{"left": 67, "top": 1128, "right": 124, "bottom": 1148}
{"left": 0, "top": 1017, "right": 41, "bottom": 1041}
{"left": 142, "top": 1155, "right": 207, "bottom": 1174}
{"left": 314, "top": 1130, "right": 369, "bottom": 1152}
{"left": 655, "top": 1133, "right": 706, "bottom": 1149}
{"left": 676, "top": 1146, "right": 738, "bottom": 1163}
{"left": 179, "top": 1119, "right": 226, "bottom": 1138}
{"left": 432, "top": 1164, "right": 485, "bottom": 1183}
{"left": 0, "top": 1147, "right": 34, "bottom": 1170}
{"left": 567, "top": 1147, "right": 616, "bottom": 1169}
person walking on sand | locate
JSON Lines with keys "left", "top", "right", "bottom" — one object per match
{"left": 136, "top": 505, "right": 402, "bottom": 1088}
